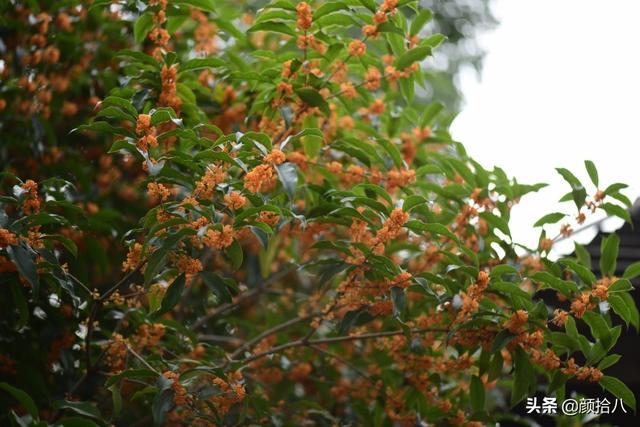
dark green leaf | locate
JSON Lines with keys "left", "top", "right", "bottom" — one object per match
{"left": 0, "top": 382, "right": 38, "bottom": 420}
{"left": 7, "top": 242, "right": 39, "bottom": 295}
{"left": 295, "top": 88, "right": 330, "bottom": 115}
{"left": 470, "top": 375, "right": 485, "bottom": 413}
{"left": 53, "top": 400, "right": 101, "bottom": 420}
{"left": 248, "top": 21, "right": 296, "bottom": 37}
{"left": 511, "top": 348, "right": 533, "bottom": 407}
{"left": 584, "top": 160, "right": 599, "bottom": 187}
{"left": 600, "top": 375, "right": 636, "bottom": 412}
{"left": 226, "top": 240, "right": 243, "bottom": 270}
{"left": 623, "top": 261, "right": 640, "bottom": 280}
{"left": 599, "top": 234, "right": 619, "bottom": 277}
{"left": 410, "top": 9, "right": 433, "bottom": 36}
{"left": 533, "top": 212, "right": 565, "bottom": 227}
{"left": 134, "top": 13, "right": 154, "bottom": 44}
{"left": 394, "top": 46, "right": 432, "bottom": 70}
{"left": 156, "top": 274, "right": 186, "bottom": 315}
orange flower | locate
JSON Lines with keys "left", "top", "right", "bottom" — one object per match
{"left": 380, "top": 0, "right": 398, "bottom": 13}
{"left": 504, "top": 310, "right": 528, "bottom": 334}
{"left": 195, "top": 165, "right": 226, "bottom": 198}
{"left": 373, "top": 11, "right": 388, "bottom": 23}
{"left": 0, "top": 228, "right": 18, "bottom": 248}
{"left": 364, "top": 67, "right": 382, "bottom": 91}
{"left": 551, "top": 309, "right": 568, "bottom": 326}
{"left": 264, "top": 149, "right": 286, "bottom": 165}
{"left": 277, "top": 82, "right": 293, "bottom": 95}
{"left": 21, "top": 180, "right": 41, "bottom": 214}
{"left": 224, "top": 191, "right": 247, "bottom": 210}
{"left": 340, "top": 82, "right": 357, "bottom": 98}
{"left": 258, "top": 211, "right": 280, "bottom": 226}
{"left": 348, "top": 40, "right": 366, "bottom": 57}
{"left": 296, "top": 2, "right": 312, "bottom": 30}
{"left": 244, "top": 164, "right": 275, "bottom": 193}
{"left": 163, "top": 371, "right": 189, "bottom": 405}
{"left": 363, "top": 25, "right": 378, "bottom": 37}
{"left": 136, "top": 114, "right": 152, "bottom": 134}
{"left": 147, "top": 182, "right": 171, "bottom": 201}
{"left": 122, "top": 243, "right": 143, "bottom": 272}
{"left": 203, "top": 225, "right": 235, "bottom": 250}
{"left": 369, "top": 99, "right": 385, "bottom": 115}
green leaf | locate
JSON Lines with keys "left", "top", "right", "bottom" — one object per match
{"left": 582, "top": 311, "right": 610, "bottom": 341}
{"left": 511, "top": 348, "right": 533, "bottom": 407}
{"left": 226, "top": 240, "right": 243, "bottom": 270}
{"left": 599, "top": 234, "right": 619, "bottom": 277}
{"left": 134, "top": 13, "right": 154, "bottom": 44}
{"left": 144, "top": 228, "right": 196, "bottom": 284}
{"left": 410, "top": 9, "right": 433, "bottom": 36}
{"left": 402, "top": 195, "right": 427, "bottom": 212}
{"left": 574, "top": 242, "right": 592, "bottom": 268}
{"left": 58, "top": 416, "right": 99, "bottom": 427}
{"left": 101, "top": 96, "right": 139, "bottom": 119}
{"left": 42, "top": 234, "right": 78, "bottom": 257}
{"left": 600, "top": 375, "right": 636, "bottom": 412}
{"left": 556, "top": 167, "right": 586, "bottom": 209}
{"left": 479, "top": 211, "right": 511, "bottom": 237}
{"left": 608, "top": 278, "right": 632, "bottom": 292}
{"left": 600, "top": 203, "right": 631, "bottom": 224}
{"left": 377, "top": 138, "right": 403, "bottom": 168}
{"left": 9, "top": 282, "right": 28, "bottom": 329}
{"left": 0, "top": 382, "right": 39, "bottom": 420}
{"left": 422, "top": 33, "right": 446, "bottom": 48}
{"left": 491, "top": 329, "right": 516, "bottom": 353}
{"left": 394, "top": 46, "right": 432, "bottom": 70}
{"left": 623, "top": 261, "right": 640, "bottom": 280}
{"left": 584, "top": 160, "right": 599, "bottom": 187}
{"left": 175, "top": 0, "right": 216, "bottom": 13}
{"left": 295, "top": 88, "right": 330, "bottom": 115}
{"left": 470, "top": 375, "right": 485, "bottom": 413}
{"left": 598, "top": 354, "right": 621, "bottom": 371}
{"left": 607, "top": 294, "right": 633, "bottom": 325}
{"left": 179, "top": 57, "right": 226, "bottom": 73}
{"left": 115, "top": 49, "right": 159, "bottom": 68}
{"left": 533, "top": 212, "right": 565, "bottom": 227}
{"left": 156, "top": 274, "right": 186, "bottom": 316}
{"left": 490, "top": 264, "right": 520, "bottom": 281}
{"left": 404, "top": 220, "right": 458, "bottom": 243}
{"left": 201, "top": 271, "right": 234, "bottom": 304}
{"left": 248, "top": 21, "right": 296, "bottom": 37}
{"left": 7, "top": 242, "right": 39, "bottom": 295}
{"left": 356, "top": 0, "right": 376, "bottom": 12}
{"left": 313, "top": 1, "right": 349, "bottom": 19}
{"left": 53, "top": 400, "right": 102, "bottom": 420}
{"left": 560, "top": 259, "right": 596, "bottom": 285}
{"left": 275, "top": 162, "right": 298, "bottom": 200}
{"left": 420, "top": 102, "right": 444, "bottom": 127}
{"left": 339, "top": 307, "right": 372, "bottom": 334}
{"left": 152, "top": 375, "right": 175, "bottom": 426}
{"left": 390, "top": 286, "right": 406, "bottom": 319}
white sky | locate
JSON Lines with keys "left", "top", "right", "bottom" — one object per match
{"left": 451, "top": 0, "right": 640, "bottom": 254}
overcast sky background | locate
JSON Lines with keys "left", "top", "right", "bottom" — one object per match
{"left": 450, "top": 0, "right": 640, "bottom": 254}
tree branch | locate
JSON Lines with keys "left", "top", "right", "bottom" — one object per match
{"left": 235, "top": 327, "right": 449, "bottom": 365}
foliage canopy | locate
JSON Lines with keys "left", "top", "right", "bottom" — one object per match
{"left": 0, "top": 0, "right": 637, "bottom": 426}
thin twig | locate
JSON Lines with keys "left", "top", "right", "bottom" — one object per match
{"left": 229, "top": 313, "right": 317, "bottom": 360}
{"left": 192, "top": 265, "right": 297, "bottom": 329}
{"left": 126, "top": 344, "right": 160, "bottom": 375}
{"left": 308, "top": 344, "right": 371, "bottom": 380}
{"left": 197, "top": 335, "right": 245, "bottom": 346}
{"left": 235, "top": 327, "right": 449, "bottom": 365}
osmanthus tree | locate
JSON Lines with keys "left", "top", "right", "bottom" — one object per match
{"left": 0, "top": 0, "right": 638, "bottom": 426}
